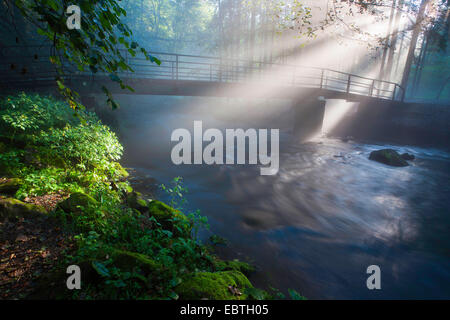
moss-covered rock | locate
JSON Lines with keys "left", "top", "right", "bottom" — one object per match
{"left": 0, "top": 178, "right": 22, "bottom": 195}
{"left": 214, "top": 259, "right": 255, "bottom": 276}
{"left": 147, "top": 200, "right": 191, "bottom": 236}
{"left": 0, "top": 197, "right": 47, "bottom": 220}
{"left": 147, "top": 200, "right": 177, "bottom": 220}
{"left": 110, "top": 249, "right": 161, "bottom": 275}
{"left": 126, "top": 191, "right": 149, "bottom": 212}
{"left": 176, "top": 271, "right": 253, "bottom": 300}
{"left": 113, "top": 162, "right": 129, "bottom": 181}
{"left": 369, "top": 149, "right": 408, "bottom": 167}
{"left": 58, "top": 192, "right": 98, "bottom": 213}
{"left": 123, "top": 184, "right": 133, "bottom": 194}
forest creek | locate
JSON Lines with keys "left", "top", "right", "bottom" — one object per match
{"left": 2, "top": 93, "right": 449, "bottom": 300}
{"left": 0, "top": 0, "right": 449, "bottom": 302}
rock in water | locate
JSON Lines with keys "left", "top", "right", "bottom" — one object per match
{"left": 369, "top": 149, "right": 409, "bottom": 167}
{"left": 401, "top": 153, "right": 415, "bottom": 161}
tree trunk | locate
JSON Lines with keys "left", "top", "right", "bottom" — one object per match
{"left": 378, "top": 0, "right": 396, "bottom": 81}
{"left": 385, "top": 0, "right": 404, "bottom": 82}
{"left": 400, "top": 0, "right": 430, "bottom": 95}
{"left": 250, "top": 1, "right": 256, "bottom": 64}
{"left": 412, "top": 32, "right": 429, "bottom": 93}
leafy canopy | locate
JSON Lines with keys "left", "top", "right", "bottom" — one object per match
{"left": 10, "top": 0, "right": 160, "bottom": 109}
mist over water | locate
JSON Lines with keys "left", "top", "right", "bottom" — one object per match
{"left": 111, "top": 95, "right": 450, "bottom": 299}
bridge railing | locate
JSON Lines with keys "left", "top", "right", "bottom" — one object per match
{"left": 124, "top": 51, "right": 405, "bottom": 101}
{"left": 0, "top": 46, "right": 405, "bottom": 101}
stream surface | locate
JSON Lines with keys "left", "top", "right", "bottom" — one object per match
{"left": 114, "top": 96, "right": 450, "bottom": 299}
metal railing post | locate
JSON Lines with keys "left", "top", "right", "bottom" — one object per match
{"left": 369, "top": 79, "right": 375, "bottom": 96}
{"left": 392, "top": 84, "right": 397, "bottom": 101}
{"left": 320, "top": 69, "right": 324, "bottom": 89}
{"left": 219, "top": 58, "right": 222, "bottom": 82}
{"left": 292, "top": 66, "right": 296, "bottom": 86}
{"left": 346, "top": 74, "right": 351, "bottom": 94}
{"left": 171, "top": 61, "right": 174, "bottom": 80}
{"left": 176, "top": 54, "right": 179, "bottom": 80}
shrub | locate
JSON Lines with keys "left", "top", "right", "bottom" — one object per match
{"left": 38, "top": 120, "right": 123, "bottom": 170}
{"left": 0, "top": 92, "right": 77, "bottom": 142}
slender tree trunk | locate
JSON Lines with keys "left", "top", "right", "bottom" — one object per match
{"left": 236, "top": 0, "right": 241, "bottom": 59}
{"left": 249, "top": 0, "right": 256, "bottom": 64}
{"left": 394, "top": 27, "right": 405, "bottom": 75}
{"left": 412, "top": 32, "right": 429, "bottom": 93}
{"left": 385, "top": 0, "right": 404, "bottom": 82}
{"left": 379, "top": 0, "right": 396, "bottom": 81}
{"left": 270, "top": 22, "right": 275, "bottom": 63}
{"left": 400, "top": 0, "right": 430, "bottom": 94}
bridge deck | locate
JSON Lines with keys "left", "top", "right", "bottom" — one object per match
{"left": 0, "top": 46, "right": 406, "bottom": 102}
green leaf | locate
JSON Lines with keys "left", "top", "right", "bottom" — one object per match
{"left": 92, "top": 261, "right": 110, "bottom": 278}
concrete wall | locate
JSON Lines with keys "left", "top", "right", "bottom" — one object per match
{"left": 293, "top": 96, "right": 326, "bottom": 142}
{"left": 327, "top": 98, "right": 450, "bottom": 149}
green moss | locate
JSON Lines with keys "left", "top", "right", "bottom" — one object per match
{"left": 147, "top": 200, "right": 191, "bottom": 236}
{"left": 214, "top": 259, "right": 255, "bottom": 276}
{"left": 369, "top": 149, "right": 408, "bottom": 167}
{"left": 126, "top": 191, "right": 148, "bottom": 212}
{"left": 58, "top": 192, "right": 98, "bottom": 213}
{"left": 176, "top": 271, "right": 253, "bottom": 300}
{"left": 0, "top": 178, "right": 22, "bottom": 195}
{"left": 123, "top": 184, "right": 133, "bottom": 194}
{"left": 111, "top": 249, "right": 161, "bottom": 275}
{"left": 147, "top": 200, "right": 176, "bottom": 220}
{"left": 0, "top": 197, "right": 47, "bottom": 220}
{"left": 114, "top": 162, "right": 129, "bottom": 180}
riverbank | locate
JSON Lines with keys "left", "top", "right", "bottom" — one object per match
{"left": 0, "top": 92, "right": 295, "bottom": 300}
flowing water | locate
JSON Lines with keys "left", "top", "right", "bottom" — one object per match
{"left": 112, "top": 96, "right": 450, "bottom": 299}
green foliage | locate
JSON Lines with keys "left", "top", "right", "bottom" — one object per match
{"left": 0, "top": 93, "right": 126, "bottom": 199}
{"left": 160, "top": 177, "right": 209, "bottom": 241}
{"left": 213, "top": 259, "right": 255, "bottom": 276}
{"left": 176, "top": 271, "right": 252, "bottom": 300}
{"left": 39, "top": 119, "right": 123, "bottom": 170}
{"left": 47, "top": 173, "right": 229, "bottom": 299}
{"left": 160, "top": 176, "right": 188, "bottom": 211}
{"left": 9, "top": 0, "right": 160, "bottom": 109}
{"left": 0, "top": 93, "right": 77, "bottom": 142}
{"left": 0, "top": 93, "right": 286, "bottom": 300}
{"left": 121, "top": 0, "right": 214, "bottom": 53}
